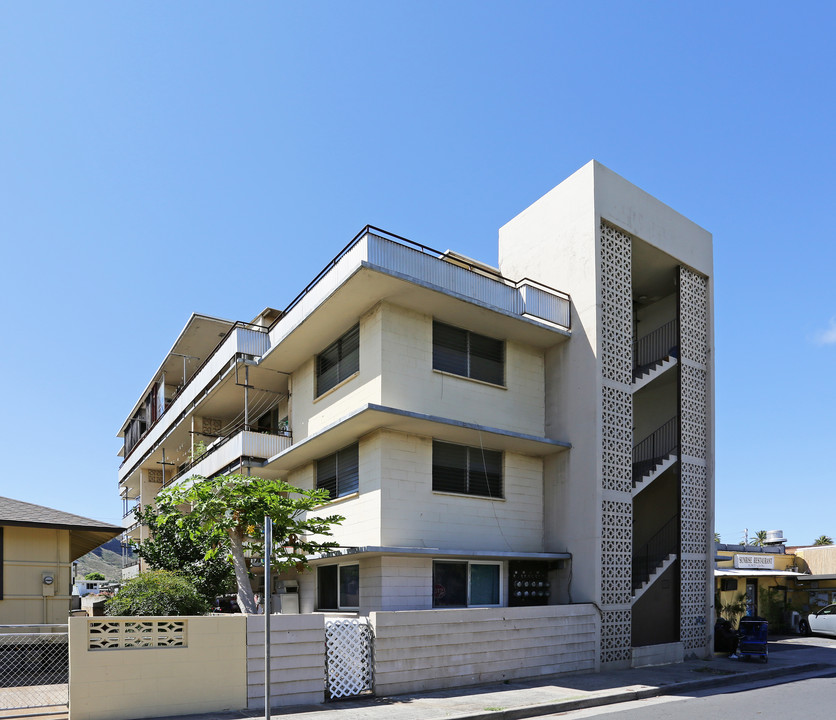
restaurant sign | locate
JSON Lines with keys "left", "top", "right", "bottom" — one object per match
{"left": 734, "top": 554, "right": 775, "bottom": 570}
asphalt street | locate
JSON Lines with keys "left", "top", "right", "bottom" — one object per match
{"left": 543, "top": 670, "right": 836, "bottom": 720}
{"left": 541, "top": 637, "right": 836, "bottom": 720}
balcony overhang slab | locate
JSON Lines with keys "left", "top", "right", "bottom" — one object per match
{"left": 256, "top": 403, "right": 569, "bottom": 479}
{"left": 259, "top": 263, "right": 569, "bottom": 376}
{"left": 307, "top": 546, "right": 571, "bottom": 565}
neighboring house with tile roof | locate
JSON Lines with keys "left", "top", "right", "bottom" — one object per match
{"left": 0, "top": 496, "right": 122, "bottom": 624}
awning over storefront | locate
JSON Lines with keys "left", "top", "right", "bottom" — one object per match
{"left": 715, "top": 569, "right": 805, "bottom": 578}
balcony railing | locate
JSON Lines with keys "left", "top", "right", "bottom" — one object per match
{"left": 167, "top": 428, "right": 292, "bottom": 486}
{"left": 121, "top": 324, "right": 270, "bottom": 473}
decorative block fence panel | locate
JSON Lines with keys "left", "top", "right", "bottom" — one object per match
{"left": 87, "top": 619, "right": 185, "bottom": 649}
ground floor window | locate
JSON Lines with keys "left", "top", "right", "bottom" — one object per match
{"left": 317, "top": 563, "right": 359, "bottom": 610}
{"left": 432, "top": 561, "right": 501, "bottom": 607}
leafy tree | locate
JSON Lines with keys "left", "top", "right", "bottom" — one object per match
{"left": 714, "top": 532, "right": 721, "bottom": 543}
{"left": 84, "top": 571, "right": 106, "bottom": 581}
{"left": 131, "top": 497, "right": 235, "bottom": 604}
{"left": 753, "top": 530, "right": 767, "bottom": 547}
{"left": 153, "top": 474, "right": 344, "bottom": 614}
{"left": 814, "top": 535, "right": 834, "bottom": 546}
{"left": 105, "top": 570, "right": 209, "bottom": 616}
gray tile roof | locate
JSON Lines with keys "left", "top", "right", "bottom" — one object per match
{"left": 0, "top": 496, "right": 121, "bottom": 532}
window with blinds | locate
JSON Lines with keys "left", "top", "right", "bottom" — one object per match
{"left": 316, "top": 443, "right": 359, "bottom": 499}
{"left": 316, "top": 324, "right": 360, "bottom": 396}
{"left": 432, "top": 321, "right": 504, "bottom": 385}
{"left": 432, "top": 440, "right": 503, "bottom": 498}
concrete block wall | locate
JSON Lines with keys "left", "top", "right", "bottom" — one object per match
{"left": 379, "top": 303, "right": 547, "bottom": 438}
{"left": 68, "top": 616, "right": 247, "bottom": 720}
{"left": 291, "top": 303, "right": 384, "bottom": 440}
{"left": 380, "top": 430, "right": 545, "bottom": 552}
{"left": 370, "top": 604, "right": 598, "bottom": 696}
{"left": 360, "top": 556, "right": 433, "bottom": 614}
{"left": 246, "top": 613, "right": 325, "bottom": 709}
{"left": 631, "top": 641, "right": 684, "bottom": 668}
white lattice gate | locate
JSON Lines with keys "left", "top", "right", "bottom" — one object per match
{"left": 0, "top": 625, "right": 68, "bottom": 711}
{"left": 324, "top": 619, "right": 373, "bottom": 699}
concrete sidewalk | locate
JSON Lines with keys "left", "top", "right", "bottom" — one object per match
{"left": 18, "top": 639, "right": 832, "bottom": 720}
{"left": 169, "top": 638, "right": 834, "bottom": 720}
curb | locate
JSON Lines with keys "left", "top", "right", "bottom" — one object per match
{"left": 434, "top": 662, "right": 831, "bottom": 720}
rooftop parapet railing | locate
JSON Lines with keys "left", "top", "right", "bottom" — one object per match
{"left": 268, "top": 226, "right": 572, "bottom": 334}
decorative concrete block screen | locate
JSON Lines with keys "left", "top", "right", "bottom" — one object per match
{"left": 598, "top": 220, "right": 633, "bottom": 665}
{"left": 678, "top": 266, "right": 710, "bottom": 653}
{"left": 69, "top": 616, "right": 247, "bottom": 720}
{"left": 246, "top": 613, "right": 326, "bottom": 710}
{"left": 87, "top": 619, "right": 185, "bottom": 649}
{"left": 370, "top": 604, "right": 598, "bottom": 696}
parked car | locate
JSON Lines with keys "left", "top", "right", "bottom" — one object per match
{"left": 801, "top": 604, "right": 836, "bottom": 637}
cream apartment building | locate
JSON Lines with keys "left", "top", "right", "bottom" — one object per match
{"left": 117, "top": 161, "right": 714, "bottom": 668}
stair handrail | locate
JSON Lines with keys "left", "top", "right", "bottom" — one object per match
{"left": 633, "top": 416, "right": 679, "bottom": 464}
{"left": 633, "top": 319, "right": 678, "bottom": 371}
{"left": 632, "top": 512, "right": 680, "bottom": 591}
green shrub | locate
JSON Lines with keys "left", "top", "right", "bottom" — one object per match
{"left": 105, "top": 570, "right": 209, "bottom": 616}
{"left": 84, "top": 571, "right": 106, "bottom": 581}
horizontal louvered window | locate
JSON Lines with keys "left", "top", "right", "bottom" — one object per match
{"left": 316, "top": 443, "right": 359, "bottom": 499}
{"left": 432, "top": 321, "right": 504, "bottom": 385}
{"left": 432, "top": 441, "right": 502, "bottom": 499}
{"left": 316, "top": 324, "right": 360, "bottom": 396}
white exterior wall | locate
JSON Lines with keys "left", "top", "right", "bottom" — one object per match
{"left": 291, "top": 303, "right": 384, "bottom": 441}
{"left": 377, "top": 430, "right": 544, "bottom": 552}
{"left": 360, "top": 556, "right": 433, "bottom": 614}
{"left": 378, "top": 303, "right": 546, "bottom": 437}
{"left": 499, "top": 163, "right": 602, "bottom": 603}
{"left": 293, "top": 425, "right": 545, "bottom": 558}
{"left": 289, "top": 452, "right": 382, "bottom": 550}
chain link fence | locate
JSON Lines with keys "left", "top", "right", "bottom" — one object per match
{"left": 0, "top": 625, "right": 68, "bottom": 710}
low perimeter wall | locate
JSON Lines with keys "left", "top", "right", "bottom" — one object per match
{"left": 70, "top": 605, "right": 599, "bottom": 719}
{"left": 246, "top": 613, "right": 325, "bottom": 709}
{"left": 69, "top": 615, "right": 248, "bottom": 720}
{"left": 369, "top": 603, "right": 598, "bottom": 696}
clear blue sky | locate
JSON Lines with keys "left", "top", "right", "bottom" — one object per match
{"left": 1, "top": 2, "right": 834, "bottom": 546}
